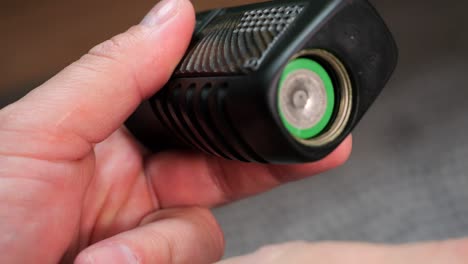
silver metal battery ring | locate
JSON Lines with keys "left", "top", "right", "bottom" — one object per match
{"left": 287, "top": 49, "right": 353, "bottom": 147}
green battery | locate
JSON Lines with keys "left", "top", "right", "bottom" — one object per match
{"left": 278, "top": 58, "right": 335, "bottom": 140}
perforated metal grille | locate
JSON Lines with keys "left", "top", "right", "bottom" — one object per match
{"left": 235, "top": 5, "right": 303, "bottom": 33}
{"left": 175, "top": 4, "right": 304, "bottom": 76}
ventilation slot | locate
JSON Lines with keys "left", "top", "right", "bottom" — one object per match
{"left": 196, "top": 84, "right": 247, "bottom": 161}
{"left": 177, "top": 83, "right": 225, "bottom": 158}
{"left": 152, "top": 81, "right": 267, "bottom": 162}
{"left": 206, "top": 84, "right": 267, "bottom": 163}
{"left": 152, "top": 85, "right": 194, "bottom": 149}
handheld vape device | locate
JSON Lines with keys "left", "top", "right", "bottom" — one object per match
{"left": 126, "top": 0, "right": 398, "bottom": 164}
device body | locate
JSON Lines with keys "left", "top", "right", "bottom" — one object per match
{"left": 126, "top": 0, "right": 398, "bottom": 164}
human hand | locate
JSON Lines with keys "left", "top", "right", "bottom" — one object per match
{"left": 0, "top": 0, "right": 352, "bottom": 263}
{"left": 218, "top": 239, "right": 468, "bottom": 263}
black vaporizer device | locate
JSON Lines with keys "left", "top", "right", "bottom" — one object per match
{"left": 126, "top": 0, "right": 398, "bottom": 164}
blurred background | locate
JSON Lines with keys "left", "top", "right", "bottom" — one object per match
{"left": 1, "top": 0, "right": 468, "bottom": 259}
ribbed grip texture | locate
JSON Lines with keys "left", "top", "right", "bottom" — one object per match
{"left": 175, "top": 5, "right": 304, "bottom": 76}
{"left": 151, "top": 82, "right": 266, "bottom": 163}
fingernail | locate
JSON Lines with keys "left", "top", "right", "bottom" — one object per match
{"left": 141, "top": 0, "right": 180, "bottom": 27}
{"left": 76, "top": 244, "right": 138, "bottom": 264}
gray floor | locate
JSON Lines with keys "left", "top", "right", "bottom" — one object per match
{"left": 213, "top": 0, "right": 468, "bottom": 258}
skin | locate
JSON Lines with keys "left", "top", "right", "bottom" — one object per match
{"left": 0, "top": 0, "right": 465, "bottom": 263}
{"left": 217, "top": 240, "right": 468, "bottom": 264}
{"left": 0, "top": 0, "right": 350, "bottom": 263}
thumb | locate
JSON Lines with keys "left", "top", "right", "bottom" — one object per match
{"left": 75, "top": 207, "right": 224, "bottom": 264}
{"left": 0, "top": 0, "right": 195, "bottom": 160}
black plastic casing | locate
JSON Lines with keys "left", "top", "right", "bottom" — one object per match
{"left": 126, "top": 0, "right": 398, "bottom": 164}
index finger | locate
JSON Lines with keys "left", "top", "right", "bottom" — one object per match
{"left": 145, "top": 136, "right": 352, "bottom": 208}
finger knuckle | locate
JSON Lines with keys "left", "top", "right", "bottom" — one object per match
{"left": 89, "top": 26, "right": 145, "bottom": 61}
